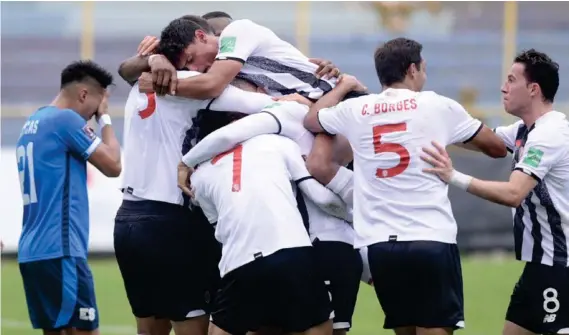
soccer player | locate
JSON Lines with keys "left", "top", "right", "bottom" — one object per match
{"left": 115, "top": 22, "right": 279, "bottom": 335}
{"left": 180, "top": 76, "right": 366, "bottom": 335}
{"left": 16, "top": 60, "right": 119, "bottom": 335}
{"left": 202, "top": 11, "right": 232, "bottom": 36}
{"left": 303, "top": 37, "right": 508, "bottom": 335}
{"left": 421, "top": 49, "right": 569, "bottom": 335}
{"left": 189, "top": 133, "right": 350, "bottom": 335}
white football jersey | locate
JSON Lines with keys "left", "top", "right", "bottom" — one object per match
{"left": 121, "top": 71, "right": 273, "bottom": 205}
{"left": 495, "top": 111, "right": 569, "bottom": 267}
{"left": 182, "top": 101, "right": 355, "bottom": 245}
{"left": 191, "top": 134, "right": 313, "bottom": 276}
{"left": 216, "top": 19, "right": 336, "bottom": 100}
{"left": 317, "top": 88, "right": 483, "bottom": 247}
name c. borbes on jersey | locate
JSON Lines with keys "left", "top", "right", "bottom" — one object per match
{"left": 361, "top": 99, "right": 418, "bottom": 116}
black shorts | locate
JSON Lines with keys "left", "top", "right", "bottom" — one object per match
{"left": 367, "top": 241, "right": 464, "bottom": 329}
{"left": 506, "top": 262, "right": 569, "bottom": 334}
{"left": 313, "top": 239, "right": 362, "bottom": 330}
{"left": 211, "top": 247, "right": 332, "bottom": 334}
{"left": 20, "top": 257, "right": 98, "bottom": 331}
{"left": 114, "top": 200, "right": 221, "bottom": 321}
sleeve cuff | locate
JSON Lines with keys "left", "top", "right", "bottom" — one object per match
{"left": 215, "top": 56, "right": 245, "bottom": 64}
{"left": 316, "top": 110, "right": 335, "bottom": 136}
{"left": 463, "top": 122, "right": 484, "bottom": 144}
{"left": 513, "top": 167, "right": 541, "bottom": 183}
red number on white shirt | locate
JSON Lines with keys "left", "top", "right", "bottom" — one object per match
{"left": 373, "top": 123, "right": 410, "bottom": 178}
{"left": 139, "top": 93, "right": 156, "bottom": 119}
{"left": 212, "top": 144, "right": 243, "bottom": 192}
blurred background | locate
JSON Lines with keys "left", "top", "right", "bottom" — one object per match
{"left": 1, "top": 2, "right": 568, "bottom": 334}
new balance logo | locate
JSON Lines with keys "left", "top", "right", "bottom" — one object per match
{"left": 79, "top": 307, "right": 96, "bottom": 322}
{"left": 543, "top": 314, "right": 556, "bottom": 323}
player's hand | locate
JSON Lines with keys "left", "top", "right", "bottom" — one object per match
{"left": 310, "top": 58, "right": 341, "bottom": 80}
{"left": 177, "top": 161, "right": 194, "bottom": 197}
{"left": 95, "top": 90, "right": 110, "bottom": 121}
{"left": 421, "top": 141, "right": 454, "bottom": 183}
{"left": 273, "top": 93, "right": 313, "bottom": 107}
{"left": 148, "top": 54, "right": 178, "bottom": 96}
{"left": 138, "top": 72, "right": 155, "bottom": 94}
{"left": 337, "top": 74, "right": 368, "bottom": 92}
{"left": 137, "top": 36, "right": 159, "bottom": 57}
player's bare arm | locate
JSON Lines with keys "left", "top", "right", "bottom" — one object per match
{"left": 303, "top": 75, "right": 365, "bottom": 184}
{"left": 117, "top": 36, "right": 159, "bottom": 86}
{"left": 88, "top": 92, "right": 122, "bottom": 177}
{"left": 421, "top": 141, "right": 536, "bottom": 207}
{"left": 454, "top": 125, "right": 508, "bottom": 158}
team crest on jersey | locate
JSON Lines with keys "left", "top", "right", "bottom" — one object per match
{"left": 82, "top": 125, "right": 96, "bottom": 140}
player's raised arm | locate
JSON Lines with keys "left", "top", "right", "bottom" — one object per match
{"left": 182, "top": 112, "right": 279, "bottom": 168}
{"left": 441, "top": 95, "right": 508, "bottom": 158}
{"left": 87, "top": 93, "right": 122, "bottom": 177}
{"left": 148, "top": 19, "right": 261, "bottom": 99}
{"left": 279, "top": 137, "right": 351, "bottom": 222}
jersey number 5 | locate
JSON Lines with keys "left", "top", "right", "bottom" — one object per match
{"left": 212, "top": 145, "right": 243, "bottom": 192}
{"left": 17, "top": 142, "right": 38, "bottom": 205}
{"left": 373, "top": 123, "right": 410, "bottom": 178}
{"left": 139, "top": 93, "right": 156, "bottom": 119}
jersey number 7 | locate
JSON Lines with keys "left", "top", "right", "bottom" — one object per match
{"left": 212, "top": 145, "right": 243, "bottom": 192}
{"left": 373, "top": 123, "right": 410, "bottom": 178}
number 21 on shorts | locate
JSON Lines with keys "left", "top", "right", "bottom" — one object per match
{"left": 212, "top": 145, "right": 243, "bottom": 192}
{"left": 372, "top": 123, "right": 410, "bottom": 178}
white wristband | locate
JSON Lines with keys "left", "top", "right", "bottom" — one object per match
{"left": 449, "top": 170, "right": 473, "bottom": 191}
{"left": 98, "top": 114, "right": 112, "bottom": 128}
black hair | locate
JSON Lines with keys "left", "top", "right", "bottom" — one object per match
{"left": 177, "top": 15, "right": 213, "bottom": 32}
{"left": 156, "top": 18, "right": 210, "bottom": 67}
{"left": 202, "top": 11, "right": 232, "bottom": 20}
{"left": 60, "top": 60, "right": 113, "bottom": 89}
{"left": 514, "top": 49, "right": 559, "bottom": 103}
{"left": 373, "top": 38, "right": 423, "bottom": 86}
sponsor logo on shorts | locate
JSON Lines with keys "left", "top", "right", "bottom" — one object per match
{"left": 79, "top": 307, "right": 97, "bottom": 322}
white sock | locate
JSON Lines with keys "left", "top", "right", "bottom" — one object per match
{"left": 326, "top": 166, "right": 354, "bottom": 208}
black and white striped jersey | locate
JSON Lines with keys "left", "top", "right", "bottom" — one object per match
{"left": 215, "top": 19, "right": 336, "bottom": 100}
{"left": 495, "top": 111, "right": 569, "bottom": 267}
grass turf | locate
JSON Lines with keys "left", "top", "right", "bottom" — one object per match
{"left": 1, "top": 256, "right": 523, "bottom": 334}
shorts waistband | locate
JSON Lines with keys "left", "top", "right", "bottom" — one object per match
{"left": 119, "top": 199, "right": 188, "bottom": 214}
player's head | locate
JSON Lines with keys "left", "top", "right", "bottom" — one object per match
{"left": 60, "top": 60, "right": 114, "bottom": 119}
{"left": 178, "top": 15, "right": 212, "bottom": 31}
{"left": 157, "top": 17, "right": 217, "bottom": 72}
{"left": 202, "top": 11, "right": 232, "bottom": 36}
{"left": 501, "top": 49, "right": 559, "bottom": 116}
{"left": 373, "top": 38, "right": 426, "bottom": 92}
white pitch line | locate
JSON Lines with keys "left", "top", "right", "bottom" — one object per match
{"left": 1, "top": 319, "right": 136, "bottom": 334}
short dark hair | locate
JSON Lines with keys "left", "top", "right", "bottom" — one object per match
{"left": 514, "top": 49, "right": 559, "bottom": 103}
{"left": 178, "top": 15, "right": 213, "bottom": 32}
{"left": 60, "top": 60, "right": 113, "bottom": 89}
{"left": 202, "top": 11, "right": 232, "bottom": 20}
{"left": 373, "top": 38, "right": 423, "bottom": 86}
{"left": 156, "top": 18, "right": 209, "bottom": 67}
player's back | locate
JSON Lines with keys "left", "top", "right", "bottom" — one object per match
{"left": 16, "top": 107, "right": 95, "bottom": 262}
{"left": 342, "top": 88, "right": 482, "bottom": 245}
{"left": 192, "top": 134, "right": 311, "bottom": 275}
{"left": 266, "top": 101, "right": 354, "bottom": 244}
{"left": 217, "top": 19, "right": 336, "bottom": 99}
{"left": 122, "top": 72, "right": 206, "bottom": 205}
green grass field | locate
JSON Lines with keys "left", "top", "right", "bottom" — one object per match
{"left": 1, "top": 256, "right": 523, "bottom": 335}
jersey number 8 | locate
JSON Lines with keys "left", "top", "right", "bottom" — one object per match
{"left": 17, "top": 142, "right": 38, "bottom": 205}
{"left": 373, "top": 123, "right": 410, "bottom": 178}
